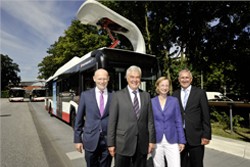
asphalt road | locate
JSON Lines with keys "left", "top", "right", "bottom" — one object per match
{"left": 1, "top": 99, "right": 49, "bottom": 167}
{"left": 1, "top": 98, "right": 250, "bottom": 167}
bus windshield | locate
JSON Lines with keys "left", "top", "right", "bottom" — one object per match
{"left": 9, "top": 88, "right": 25, "bottom": 97}
{"left": 31, "top": 89, "right": 46, "bottom": 97}
{"left": 9, "top": 88, "right": 26, "bottom": 102}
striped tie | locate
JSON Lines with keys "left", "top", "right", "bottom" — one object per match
{"left": 133, "top": 91, "right": 140, "bottom": 119}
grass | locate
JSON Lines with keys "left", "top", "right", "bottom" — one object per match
{"left": 212, "top": 122, "right": 250, "bottom": 142}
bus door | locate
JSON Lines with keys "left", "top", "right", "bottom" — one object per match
{"left": 57, "top": 78, "right": 73, "bottom": 120}
{"left": 52, "top": 80, "right": 65, "bottom": 117}
{"left": 57, "top": 81, "right": 63, "bottom": 118}
{"left": 52, "top": 81, "right": 57, "bottom": 115}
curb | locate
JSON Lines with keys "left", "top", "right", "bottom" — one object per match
{"left": 206, "top": 135, "right": 250, "bottom": 159}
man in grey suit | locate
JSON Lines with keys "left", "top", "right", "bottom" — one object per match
{"left": 74, "top": 68, "right": 112, "bottom": 167}
{"left": 173, "top": 68, "right": 211, "bottom": 167}
{"left": 107, "top": 65, "right": 156, "bottom": 167}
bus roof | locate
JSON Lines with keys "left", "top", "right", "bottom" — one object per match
{"left": 63, "top": 48, "right": 157, "bottom": 75}
{"left": 46, "top": 47, "right": 103, "bottom": 83}
{"left": 46, "top": 56, "right": 81, "bottom": 82}
{"left": 77, "top": 0, "right": 146, "bottom": 53}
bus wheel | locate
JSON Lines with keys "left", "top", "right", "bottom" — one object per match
{"left": 70, "top": 110, "right": 76, "bottom": 130}
{"left": 49, "top": 106, "right": 53, "bottom": 117}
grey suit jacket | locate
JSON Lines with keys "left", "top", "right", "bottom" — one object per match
{"left": 107, "top": 87, "right": 156, "bottom": 156}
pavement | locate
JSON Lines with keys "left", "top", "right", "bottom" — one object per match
{"left": 206, "top": 135, "right": 250, "bottom": 159}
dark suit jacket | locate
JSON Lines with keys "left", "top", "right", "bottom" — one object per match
{"left": 173, "top": 86, "right": 211, "bottom": 146}
{"left": 107, "top": 87, "right": 156, "bottom": 156}
{"left": 74, "top": 88, "right": 113, "bottom": 152}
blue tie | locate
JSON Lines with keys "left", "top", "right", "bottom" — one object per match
{"left": 183, "top": 90, "right": 188, "bottom": 109}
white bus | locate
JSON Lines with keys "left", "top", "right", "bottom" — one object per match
{"left": 44, "top": 0, "right": 160, "bottom": 127}
{"left": 30, "top": 88, "right": 46, "bottom": 102}
{"left": 9, "top": 87, "right": 26, "bottom": 102}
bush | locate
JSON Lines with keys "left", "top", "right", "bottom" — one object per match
{"left": 211, "top": 110, "right": 244, "bottom": 130}
{"left": 1, "top": 90, "right": 9, "bottom": 98}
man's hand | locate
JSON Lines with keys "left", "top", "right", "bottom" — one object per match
{"left": 108, "top": 146, "right": 116, "bottom": 157}
{"left": 148, "top": 143, "right": 155, "bottom": 154}
{"left": 201, "top": 138, "right": 210, "bottom": 145}
{"left": 75, "top": 143, "right": 84, "bottom": 153}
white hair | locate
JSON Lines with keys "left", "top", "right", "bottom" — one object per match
{"left": 125, "top": 65, "right": 141, "bottom": 78}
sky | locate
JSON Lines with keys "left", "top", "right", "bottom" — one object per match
{"left": 1, "top": 0, "right": 85, "bottom": 81}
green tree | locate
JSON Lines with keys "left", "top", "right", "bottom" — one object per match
{"left": 38, "top": 1, "right": 250, "bottom": 95}
{"left": 1, "top": 54, "right": 21, "bottom": 90}
{"left": 38, "top": 20, "right": 109, "bottom": 79}
{"left": 162, "top": 1, "right": 250, "bottom": 94}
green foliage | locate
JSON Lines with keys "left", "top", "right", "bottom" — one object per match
{"left": 211, "top": 110, "right": 244, "bottom": 130}
{"left": 37, "top": 1, "right": 250, "bottom": 95}
{"left": 204, "top": 62, "right": 236, "bottom": 92}
{"left": 1, "top": 90, "right": 9, "bottom": 98}
{"left": 233, "top": 115, "right": 245, "bottom": 128}
{"left": 1, "top": 54, "right": 21, "bottom": 90}
{"left": 211, "top": 111, "right": 229, "bottom": 129}
{"left": 104, "top": 1, "right": 250, "bottom": 93}
{"left": 38, "top": 20, "right": 109, "bottom": 79}
{"left": 212, "top": 123, "right": 250, "bottom": 142}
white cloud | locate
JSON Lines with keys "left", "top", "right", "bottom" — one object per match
{"left": 1, "top": 0, "right": 84, "bottom": 81}
{"left": 1, "top": 1, "right": 67, "bottom": 44}
{"left": 1, "top": 31, "right": 27, "bottom": 50}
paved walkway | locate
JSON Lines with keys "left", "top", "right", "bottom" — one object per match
{"left": 204, "top": 148, "right": 250, "bottom": 167}
{"left": 206, "top": 135, "right": 250, "bottom": 159}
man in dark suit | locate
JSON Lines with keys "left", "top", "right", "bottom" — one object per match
{"left": 107, "top": 65, "right": 156, "bottom": 167}
{"left": 173, "top": 68, "right": 212, "bottom": 167}
{"left": 74, "top": 68, "right": 112, "bottom": 167}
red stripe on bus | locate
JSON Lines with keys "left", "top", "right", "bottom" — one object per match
{"left": 62, "top": 112, "right": 70, "bottom": 123}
